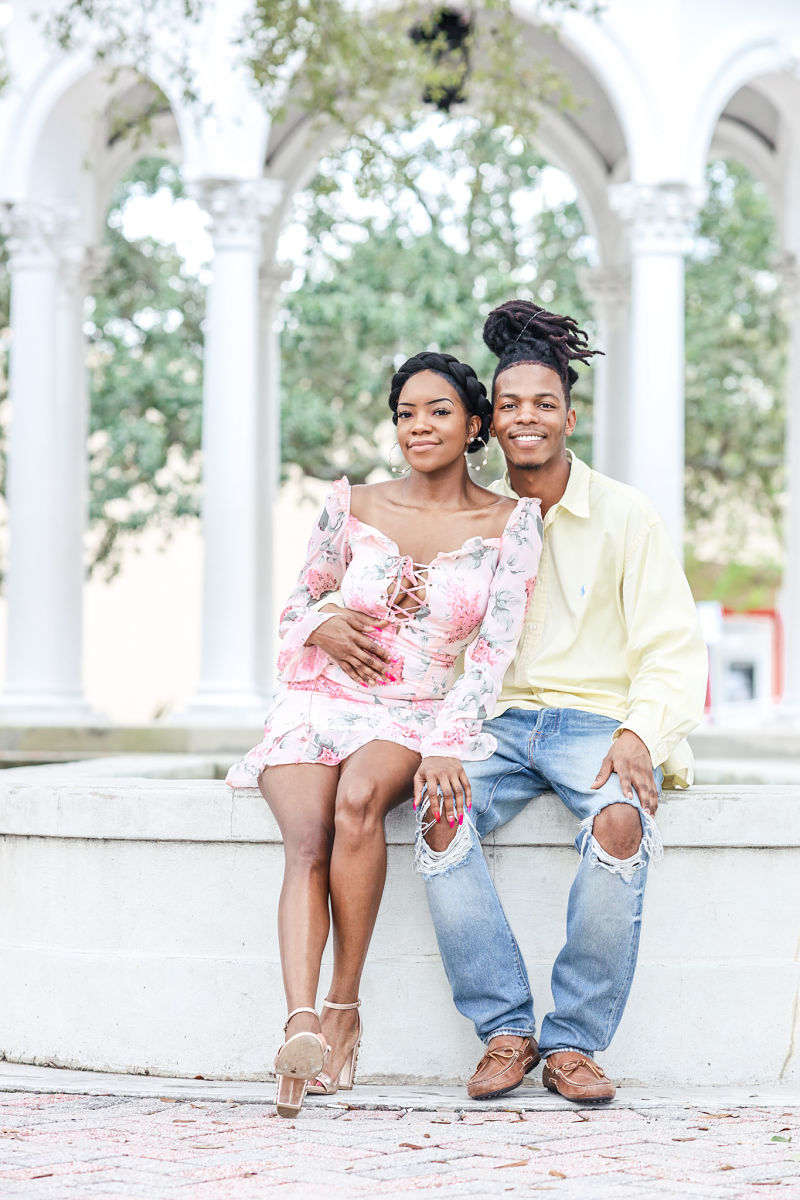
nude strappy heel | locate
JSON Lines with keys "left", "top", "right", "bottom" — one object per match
{"left": 274, "top": 1006, "right": 329, "bottom": 1118}
{"left": 307, "top": 999, "right": 362, "bottom": 1095}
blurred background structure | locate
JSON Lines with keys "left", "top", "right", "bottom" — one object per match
{"left": 0, "top": 0, "right": 798, "bottom": 730}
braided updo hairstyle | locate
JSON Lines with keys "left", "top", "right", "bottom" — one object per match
{"left": 483, "top": 300, "right": 603, "bottom": 405}
{"left": 388, "top": 350, "right": 492, "bottom": 454}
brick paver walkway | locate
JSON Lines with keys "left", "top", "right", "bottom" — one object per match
{"left": 0, "top": 1089, "right": 798, "bottom": 1199}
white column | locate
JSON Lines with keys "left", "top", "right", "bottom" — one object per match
{"left": 609, "top": 182, "right": 703, "bottom": 554}
{"left": 580, "top": 265, "right": 630, "bottom": 480}
{"left": 183, "top": 178, "right": 283, "bottom": 721}
{"left": 256, "top": 262, "right": 291, "bottom": 698}
{"left": 0, "top": 205, "right": 95, "bottom": 722}
{"left": 779, "top": 254, "right": 800, "bottom": 712}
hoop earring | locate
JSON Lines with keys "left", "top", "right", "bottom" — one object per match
{"left": 389, "top": 441, "right": 410, "bottom": 475}
{"left": 465, "top": 437, "right": 490, "bottom": 472}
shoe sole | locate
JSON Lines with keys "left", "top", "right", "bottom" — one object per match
{"left": 469, "top": 1055, "right": 540, "bottom": 1102}
{"left": 275, "top": 1032, "right": 325, "bottom": 1080}
{"left": 543, "top": 1079, "right": 615, "bottom": 1104}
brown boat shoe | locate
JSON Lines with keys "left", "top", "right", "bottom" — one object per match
{"left": 467, "top": 1034, "right": 540, "bottom": 1101}
{"left": 542, "top": 1051, "right": 616, "bottom": 1102}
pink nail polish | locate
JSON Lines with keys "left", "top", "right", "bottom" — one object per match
{"left": 458, "top": 814, "right": 463, "bottom": 825}
{"left": 467, "top": 801, "right": 472, "bottom": 811}
{"left": 386, "top": 675, "right": 397, "bottom": 682}
{"left": 448, "top": 817, "right": 454, "bottom": 828}
{"left": 434, "top": 810, "right": 440, "bottom": 822}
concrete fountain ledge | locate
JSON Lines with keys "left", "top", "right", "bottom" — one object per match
{"left": 0, "top": 763, "right": 798, "bottom": 1086}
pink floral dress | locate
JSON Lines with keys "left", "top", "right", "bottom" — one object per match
{"left": 225, "top": 478, "right": 542, "bottom": 787}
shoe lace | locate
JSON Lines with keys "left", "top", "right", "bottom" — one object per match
{"left": 476, "top": 1046, "right": 517, "bottom": 1071}
{"left": 555, "top": 1057, "right": 605, "bottom": 1079}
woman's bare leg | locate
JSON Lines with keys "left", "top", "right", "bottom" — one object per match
{"left": 321, "top": 741, "right": 419, "bottom": 1077}
{"left": 259, "top": 763, "right": 339, "bottom": 1040}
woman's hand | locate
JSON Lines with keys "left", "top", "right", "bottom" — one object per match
{"left": 306, "top": 608, "right": 392, "bottom": 685}
{"left": 414, "top": 756, "right": 472, "bottom": 827}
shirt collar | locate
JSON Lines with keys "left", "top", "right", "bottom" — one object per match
{"left": 499, "top": 449, "right": 592, "bottom": 519}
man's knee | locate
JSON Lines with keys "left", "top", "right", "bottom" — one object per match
{"left": 592, "top": 803, "right": 642, "bottom": 860}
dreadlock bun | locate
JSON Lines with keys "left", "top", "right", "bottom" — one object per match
{"left": 483, "top": 299, "right": 602, "bottom": 395}
{"left": 389, "top": 350, "right": 491, "bottom": 453}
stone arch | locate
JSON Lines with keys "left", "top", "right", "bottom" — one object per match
{"left": 262, "top": 1, "right": 637, "bottom": 261}
{"left": 0, "top": 54, "right": 193, "bottom": 721}
{"left": 686, "top": 32, "right": 800, "bottom": 189}
{"left": 521, "top": 2, "right": 657, "bottom": 182}
{"left": 0, "top": 53, "right": 191, "bottom": 223}
{"left": 257, "top": 7, "right": 635, "bottom": 517}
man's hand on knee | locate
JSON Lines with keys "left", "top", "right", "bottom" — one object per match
{"left": 591, "top": 730, "right": 659, "bottom": 816}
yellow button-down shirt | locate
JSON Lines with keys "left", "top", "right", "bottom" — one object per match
{"left": 491, "top": 452, "right": 708, "bottom": 788}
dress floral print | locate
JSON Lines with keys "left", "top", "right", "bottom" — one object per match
{"left": 225, "top": 478, "right": 542, "bottom": 787}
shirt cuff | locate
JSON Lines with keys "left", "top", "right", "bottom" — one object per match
{"left": 612, "top": 719, "right": 660, "bottom": 766}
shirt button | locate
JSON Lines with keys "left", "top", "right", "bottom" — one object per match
{"left": 531, "top": 624, "right": 537, "bottom": 630}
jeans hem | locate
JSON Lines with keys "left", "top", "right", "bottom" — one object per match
{"left": 483, "top": 1027, "right": 537, "bottom": 1045}
{"left": 540, "top": 1046, "right": 593, "bottom": 1059}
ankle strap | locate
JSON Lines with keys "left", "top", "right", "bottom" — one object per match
{"left": 284, "top": 1006, "right": 319, "bottom": 1029}
{"left": 322, "top": 998, "right": 361, "bottom": 1010}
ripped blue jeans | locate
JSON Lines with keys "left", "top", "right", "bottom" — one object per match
{"left": 416, "top": 708, "right": 663, "bottom": 1058}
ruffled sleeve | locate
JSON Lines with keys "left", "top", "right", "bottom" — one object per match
{"left": 419, "top": 498, "right": 543, "bottom": 760}
{"left": 275, "top": 477, "right": 352, "bottom": 682}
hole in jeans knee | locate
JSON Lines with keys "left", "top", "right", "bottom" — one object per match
{"left": 415, "top": 797, "right": 475, "bottom": 877}
{"left": 578, "top": 801, "right": 663, "bottom": 877}
{"left": 591, "top": 802, "right": 643, "bottom": 859}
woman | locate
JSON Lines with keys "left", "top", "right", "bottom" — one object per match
{"left": 226, "top": 351, "right": 543, "bottom": 1117}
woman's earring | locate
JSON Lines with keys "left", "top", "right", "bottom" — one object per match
{"left": 389, "top": 441, "right": 410, "bottom": 475}
{"left": 465, "top": 437, "right": 490, "bottom": 472}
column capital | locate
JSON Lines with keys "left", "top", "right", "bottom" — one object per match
{"left": 609, "top": 182, "right": 704, "bottom": 256}
{"left": 58, "top": 244, "right": 108, "bottom": 298}
{"left": 1, "top": 201, "right": 80, "bottom": 270}
{"left": 189, "top": 177, "right": 284, "bottom": 250}
{"left": 580, "top": 264, "right": 630, "bottom": 332}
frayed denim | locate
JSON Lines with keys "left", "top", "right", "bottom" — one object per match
{"left": 416, "top": 708, "right": 663, "bottom": 1056}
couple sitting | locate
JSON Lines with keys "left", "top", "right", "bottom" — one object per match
{"left": 226, "top": 298, "right": 708, "bottom": 1117}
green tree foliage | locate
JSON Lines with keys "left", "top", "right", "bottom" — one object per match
{"left": 280, "top": 119, "right": 595, "bottom": 481}
{"left": 0, "top": 142, "right": 787, "bottom": 599}
{"left": 85, "top": 157, "right": 204, "bottom": 575}
{"left": 44, "top": 1, "right": 599, "bottom": 154}
{"left": 684, "top": 159, "right": 786, "bottom": 577}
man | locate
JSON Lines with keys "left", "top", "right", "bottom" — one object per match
{"left": 414, "top": 299, "right": 708, "bottom": 1103}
